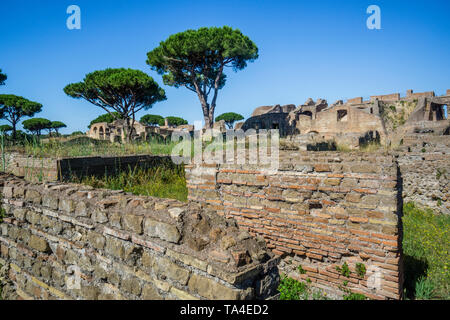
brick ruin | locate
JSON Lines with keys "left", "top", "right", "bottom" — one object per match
{"left": 186, "top": 151, "right": 404, "bottom": 299}
{"left": 87, "top": 118, "right": 194, "bottom": 143}
{"left": 240, "top": 89, "right": 450, "bottom": 149}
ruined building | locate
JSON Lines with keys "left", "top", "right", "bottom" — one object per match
{"left": 240, "top": 89, "right": 450, "bottom": 149}
{"left": 87, "top": 118, "right": 194, "bottom": 142}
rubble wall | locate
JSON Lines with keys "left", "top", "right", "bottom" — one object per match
{"left": 0, "top": 173, "right": 279, "bottom": 300}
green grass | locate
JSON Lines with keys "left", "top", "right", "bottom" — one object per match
{"left": 402, "top": 202, "right": 450, "bottom": 299}
{"left": 5, "top": 136, "right": 179, "bottom": 158}
{"left": 73, "top": 165, "right": 188, "bottom": 202}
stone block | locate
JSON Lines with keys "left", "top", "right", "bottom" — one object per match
{"left": 144, "top": 218, "right": 181, "bottom": 243}
{"left": 123, "top": 213, "right": 144, "bottom": 234}
{"left": 28, "top": 235, "right": 51, "bottom": 253}
{"left": 188, "top": 274, "right": 240, "bottom": 300}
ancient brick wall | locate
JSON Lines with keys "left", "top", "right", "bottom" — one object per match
{"left": 370, "top": 93, "right": 400, "bottom": 102}
{"left": 0, "top": 173, "right": 279, "bottom": 300}
{"left": 186, "top": 151, "right": 403, "bottom": 299}
{"left": 1, "top": 153, "right": 58, "bottom": 183}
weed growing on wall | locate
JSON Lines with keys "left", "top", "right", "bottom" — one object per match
{"left": 277, "top": 275, "right": 328, "bottom": 300}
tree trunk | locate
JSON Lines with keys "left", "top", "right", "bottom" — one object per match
{"left": 12, "top": 121, "right": 17, "bottom": 141}
{"left": 124, "top": 117, "right": 133, "bottom": 143}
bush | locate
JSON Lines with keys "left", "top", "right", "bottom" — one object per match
{"left": 278, "top": 275, "right": 328, "bottom": 300}
{"left": 278, "top": 276, "right": 307, "bottom": 300}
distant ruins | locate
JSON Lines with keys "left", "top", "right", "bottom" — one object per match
{"left": 87, "top": 118, "right": 194, "bottom": 142}
{"left": 240, "top": 89, "right": 450, "bottom": 149}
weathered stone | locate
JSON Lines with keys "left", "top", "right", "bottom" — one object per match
{"left": 13, "top": 208, "right": 27, "bottom": 221}
{"left": 142, "top": 284, "right": 163, "bottom": 300}
{"left": 166, "top": 248, "right": 208, "bottom": 271}
{"left": 92, "top": 209, "right": 108, "bottom": 223}
{"left": 168, "top": 207, "right": 184, "bottom": 220}
{"left": 59, "top": 199, "right": 75, "bottom": 213}
{"left": 121, "top": 277, "right": 141, "bottom": 296}
{"left": 105, "top": 237, "right": 125, "bottom": 259}
{"left": 144, "top": 218, "right": 181, "bottom": 243}
{"left": 88, "top": 232, "right": 106, "bottom": 250}
{"left": 188, "top": 274, "right": 240, "bottom": 300}
{"left": 28, "top": 235, "right": 51, "bottom": 253}
{"left": 152, "top": 256, "right": 190, "bottom": 285}
{"left": 123, "top": 214, "right": 143, "bottom": 234}
{"left": 25, "top": 189, "right": 41, "bottom": 204}
{"left": 42, "top": 194, "right": 59, "bottom": 210}
{"left": 80, "top": 285, "right": 100, "bottom": 300}
{"left": 75, "top": 202, "right": 88, "bottom": 217}
{"left": 220, "top": 235, "right": 237, "bottom": 250}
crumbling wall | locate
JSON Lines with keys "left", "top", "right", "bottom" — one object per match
{"left": 186, "top": 151, "right": 403, "bottom": 299}
{"left": 0, "top": 173, "right": 279, "bottom": 300}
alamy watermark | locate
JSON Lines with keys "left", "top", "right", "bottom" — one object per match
{"left": 66, "top": 5, "right": 81, "bottom": 30}
{"left": 170, "top": 128, "right": 280, "bottom": 174}
{"left": 366, "top": 5, "right": 381, "bottom": 30}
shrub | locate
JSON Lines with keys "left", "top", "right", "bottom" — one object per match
{"left": 277, "top": 275, "right": 328, "bottom": 300}
{"left": 278, "top": 276, "right": 308, "bottom": 300}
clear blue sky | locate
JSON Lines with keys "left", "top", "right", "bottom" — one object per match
{"left": 1, "top": 0, "right": 449, "bottom": 134}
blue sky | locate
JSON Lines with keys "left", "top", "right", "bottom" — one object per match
{"left": 0, "top": 0, "right": 449, "bottom": 133}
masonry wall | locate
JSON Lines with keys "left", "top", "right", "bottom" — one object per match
{"left": 0, "top": 173, "right": 279, "bottom": 300}
{"left": 1, "top": 153, "right": 176, "bottom": 183}
{"left": 186, "top": 151, "right": 403, "bottom": 299}
{"left": 396, "top": 135, "right": 450, "bottom": 214}
{"left": 2, "top": 153, "right": 58, "bottom": 183}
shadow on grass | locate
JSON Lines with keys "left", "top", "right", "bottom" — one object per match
{"left": 403, "top": 254, "right": 428, "bottom": 299}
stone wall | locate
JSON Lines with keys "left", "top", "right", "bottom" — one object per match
{"left": 1, "top": 153, "right": 177, "bottom": 183}
{"left": 1, "top": 153, "right": 58, "bottom": 183}
{"left": 58, "top": 155, "right": 176, "bottom": 181}
{"left": 186, "top": 151, "right": 403, "bottom": 299}
{"left": 396, "top": 135, "right": 450, "bottom": 214}
{"left": 0, "top": 173, "right": 279, "bottom": 300}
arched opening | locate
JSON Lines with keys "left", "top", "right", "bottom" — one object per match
{"left": 99, "top": 127, "right": 104, "bottom": 140}
{"left": 337, "top": 110, "right": 348, "bottom": 122}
